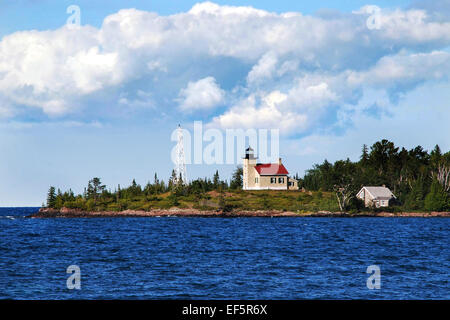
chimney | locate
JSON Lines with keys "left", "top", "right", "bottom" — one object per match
{"left": 278, "top": 158, "right": 282, "bottom": 165}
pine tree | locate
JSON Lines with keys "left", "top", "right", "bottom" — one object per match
{"left": 230, "top": 166, "right": 243, "bottom": 190}
{"left": 424, "top": 180, "right": 448, "bottom": 212}
{"left": 47, "top": 186, "right": 56, "bottom": 208}
{"left": 169, "top": 169, "right": 177, "bottom": 190}
{"left": 86, "top": 181, "right": 94, "bottom": 199}
{"left": 86, "top": 177, "right": 106, "bottom": 202}
{"left": 430, "top": 144, "right": 442, "bottom": 169}
{"left": 360, "top": 144, "right": 369, "bottom": 165}
{"left": 213, "top": 170, "right": 220, "bottom": 189}
{"left": 404, "top": 178, "right": 425, "bottom": 210}
{"left": 128, "top": 179, "right": 142, "bottom": 196}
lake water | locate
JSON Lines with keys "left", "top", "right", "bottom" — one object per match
{"left": 0, "top": 207, "right": 448, "bottom": 299}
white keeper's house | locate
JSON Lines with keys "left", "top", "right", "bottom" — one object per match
{"left": 356, "top": 186, "right": 396, "bottom": 208}
{"left": 243, "top": 147, "right": 298, "bottom": 191}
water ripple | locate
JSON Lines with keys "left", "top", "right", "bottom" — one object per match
{"left": 0, "top": 208, "right": 448, "bottom": 299}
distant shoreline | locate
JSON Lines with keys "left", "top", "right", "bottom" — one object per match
{"left": 29, "top": 207, "right": 450, "bottom": 218}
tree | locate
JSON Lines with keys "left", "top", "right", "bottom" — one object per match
{"left": 404, "top": 178, "right": 425, "bottom": 210}
{"left": 116, "top": 184, "right": 121, "bottom": 204}
{"left": 368, "top": 139, "right": 399, "bottom": 174}
{"left": 218, "top": 188, "right": 226, "bottom": 210}
{"left": 86, "top": 177, "right": 106, "bottom": 202}
{"left": 47, "top": 186, "right": 56, "bottom": 208}
{"left": 128, "top": 179, "right": 142, "bottom": 196}
{"left": 213, "top": 170, "right": 220, "bottom": 189}
{"left": 333, "top": 165, "right": 356, "bottom": 212}
{"left": 173, "top": 173, "right": 186, "bottom": 196}
{"left": 430, "top": 144, "right": 442, "bottom": 169}
{"left": 218, "top": 187, "right": 232, "bottom": 212}
{"left": 432, "top": 164, "right": 450, "bottom": 193}
{"left": 424, "top": 180, "right": 448, "bottom": 212}
{"left": 360, "top": 144, "right": 369, "bottom": 165}
{"left": 167, "top": 193, "right": 180, "bottom": 207}
{"left": 230, "top": 166, "right": 243, "bottom": 190}
{"left": 334, "top": 184, "right": 354, "bottom": 212}
{"left": 168, "top": 169, "right": 177, "bottom": 190}
{"left": 147, "top": 173, "right": 164, "bottom": 194}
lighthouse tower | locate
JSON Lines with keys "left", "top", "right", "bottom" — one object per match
{"left": 242, "top": 146, "right": 257, "bottom": 190}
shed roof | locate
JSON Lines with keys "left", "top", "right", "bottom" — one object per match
{"left": 361, "top": 186, "right": 395, "bottom": 199}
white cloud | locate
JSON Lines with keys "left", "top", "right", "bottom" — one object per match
{"left": 348, "top": 51, "right": 450, "bottom": 90}
{"left": 353, "top": 5, "right": 450, "bottom": 43}
{"left": 285, "top": 82, "right": 450, "bottom": 176}
{"left": 0, "top": 120, "right": 103, "bottom": 130}
{"left": 284, "top": 77, "right": 339, "bottom": 110}
{"left": 0, "top": 1, "right": 449, "bottom": 138}
{"left": 247, "top": 51, "right": 278, "bottom": 85}
{"left": 210, "top": 91, "right": 308, "bottom": 134}
{"left": 119, "top": 90, "right": 155, "bottom": 109}
{"left": 0, "top": 25, "right": 123, "bottom": 115}
{"left": 189, "top": 1, "right": 270, "bottom": 17}
{"left": 377, "top": 9, "right": 450, "bottom": 43}
{"left": 178, "top": 76, "right": 225, "bottom": 111}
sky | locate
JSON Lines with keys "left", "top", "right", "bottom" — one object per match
{"left": 1, "top": 0, "right": 450, "bottom": 206}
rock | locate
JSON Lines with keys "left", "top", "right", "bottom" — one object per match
{"left": 27, "top": 207, "right": 450, "bottom": 218}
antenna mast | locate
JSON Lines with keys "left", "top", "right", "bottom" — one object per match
{"left": 174, "top": 124, "right": 188, "bottom": 185}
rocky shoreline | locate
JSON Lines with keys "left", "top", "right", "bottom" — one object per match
{"left": 29, "top": 207, "right": 450, "bottom": 218}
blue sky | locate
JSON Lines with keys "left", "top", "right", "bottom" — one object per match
{"left": 1, "top": 0, "right": 450, "bottom": 206}
{"left": 0, "top": 0, "right": 412, "bottom": 37}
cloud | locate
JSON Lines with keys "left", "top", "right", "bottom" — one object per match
{"left": 0, "top": 25, "right": 123, "bottom": 115}
{"left": 348, "top": 51, "right": 450, "bottom": 94}
{"left": 119, "top": 90, "right": 155, "bottom": 109}
{"left": 0, "top": 2, "right": 449, "bottom": 138}
{"left": 178, "top": 76, "right": 225, "bottom": 111}
{"left": 247, "top": 51, "right": 278, "bottom": 85}
{"left": 354, "top": 5, "right": 450, "bottom": 43}
{"left": 0, "top": 120, "right": 103, "bottom": 130}
{"left": 411, "top": 0, "right": 450, "bottom": 22}
{"left": 210, "top": 91, "right": 308, "bottom": 134}
{"left": 285, "top": 81, "right": 450, "bottom": 176}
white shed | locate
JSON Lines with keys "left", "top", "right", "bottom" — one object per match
{"left": 356, "top": 186, "right": 395, "bottom": 208}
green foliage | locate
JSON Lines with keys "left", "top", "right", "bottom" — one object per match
{"left": 230, "top": 166, "right": 243, "bottom": 190}
{"left": 424, "top": 180, "right": 448, "bottom": 212}
{"left": 213, "top": 170, "right": 220, "bottom": 189}
{"left": 54, "top": 197, "right": 63, "bottom": 210}
{"left": 261, "top": 194, "right": 270, "bottom": 209}
{"left": 167, "top": 193, "right": 180, "bottom": 207}
{"left": 303, "top": 139, "right": 449, "bottom": 212}
{"left": 217, "top": 188, "right": 233, "bottom": 212}
{"left": 47, "top": 186, "right": 56, "bottom": 208}
{"left": 86, "top": 177, "right": 106, "bottom": 201}
{"left": 43, "top": 140, "right": 450, "bottom": 213}
{"left": 404, "top": 178, "right": 425, "bottom": 210}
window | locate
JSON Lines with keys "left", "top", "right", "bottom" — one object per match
{"left": 278, "top": 177, "right": 284, "bottom": 183}
{"left": 255, "top": 177, "right": 258, "bottom": 183}
{"left": 270, "top": 177, "right": 276, "bottom": 184}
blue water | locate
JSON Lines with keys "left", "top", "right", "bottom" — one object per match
{"left": 0, "top": 207, "right": 448, "bottom": 299}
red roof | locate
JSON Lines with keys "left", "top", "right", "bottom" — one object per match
{"left": 254, "top": 163, "right": 289, "bottom": 176}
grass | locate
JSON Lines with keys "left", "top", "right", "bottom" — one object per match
{"left": 59, "top": 190, "right": 341, "bottom": 212}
